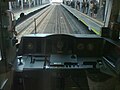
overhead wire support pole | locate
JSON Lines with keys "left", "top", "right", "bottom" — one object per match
{"left": 34, "top": 18, "right": 37, "bottom": 34}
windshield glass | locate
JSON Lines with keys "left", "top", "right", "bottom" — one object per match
{"left": 10, "top": 0, "right": 110, "bottom": 41}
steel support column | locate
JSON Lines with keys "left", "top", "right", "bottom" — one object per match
{"left": 28, "top": 0, "right": 31, "bottom": 8}
{"left": 21, "top": 0, "right": 24, "bottom": 10}
{"left": 37, "top": 0, "right": 39, "bottom": 5}
{"left": 9, "top": 2, "right": 12, "bottom": 10}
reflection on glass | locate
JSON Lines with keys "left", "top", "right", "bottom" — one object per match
{"left": 0, "top": 50, "right": 2, "bottom": 61}
{"left": 117, "top": 9, "right": 120, "bottom": 23}
{"left": 118, "top": 9, "right": 120, "bottom": 38}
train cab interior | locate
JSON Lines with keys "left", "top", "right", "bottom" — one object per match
{"left": 0, "top": 0, "right": 120, "bottom": 90}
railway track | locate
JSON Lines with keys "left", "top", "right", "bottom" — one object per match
{"left": 39, "top": 5, "right": 75, "bottom": 34}
{"left": 16, "top": 6, "right": 50, "bottom": 35}
{"left": 16, "top": 5, "right": 54, "bottom": 41}
{"left": 16, "top": 4, "right": 93, "bottom": 42}
{"left": 37, "top": 5, "right": 92, "bottom": 34}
